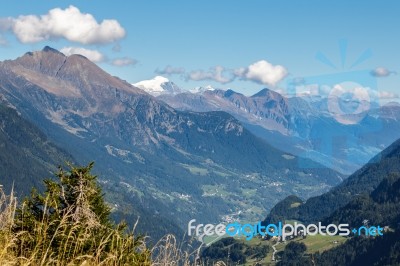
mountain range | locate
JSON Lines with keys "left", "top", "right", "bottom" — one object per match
{"left": 0, "top": 47, "right": 343, "bottom": 239}
{"left": 151, "top": 80, "right": 400, "bottom": 174}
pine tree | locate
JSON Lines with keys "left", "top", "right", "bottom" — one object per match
{"left": 12, "top": 162, "right": 151, "bottom": 265}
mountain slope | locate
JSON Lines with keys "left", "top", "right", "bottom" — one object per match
{"left": 314, "top": 173, "right": 400, "bottom": 266}
{"left": 264, "top": 138, "right": 400, "bottom": 224}
{"left": 0, "top": 47, "right": 343, "bottom": 237}
{"left": 0, "top": 102, "right": 72, "bottom": 195}
{"left": 0, "top": 100, "right": 183, "bottom": 242}
{"left": 324, "top": 172, "right": 400, "bottom": 228}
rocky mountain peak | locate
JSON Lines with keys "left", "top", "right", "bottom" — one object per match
{"left": 133, "top": 76, "right": 181, "bottom": 96}
{"left": 42, "top": 46, "right": 65, "bottom": 55}
{"left": 251, "top": 88, "right": 280, "bottom": 98}
{"left": 2, "top": 46, "right": 145, "bottom": 98}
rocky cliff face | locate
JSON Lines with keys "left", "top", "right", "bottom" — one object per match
{"left": 160, "top": 87, "right": 293, "bottom": 135}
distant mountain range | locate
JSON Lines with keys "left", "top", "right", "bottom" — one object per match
{"left": 0, "top": 47, "right": 343, "bottom": 239}
{"left": 153, "top": 80, "right": 400, "bottom": 174}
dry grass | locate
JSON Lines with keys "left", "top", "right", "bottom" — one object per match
{"left": 0, "top": 186, "right": 17, "bottom": 265}
{"left": 0, "top": 186, "right": 226, "bottom": 266}
{"left": 151, "top": 234, "right": 228, "bottom": 266}
{"left": 0, "top": 185, "right": 151, "bottom": 266}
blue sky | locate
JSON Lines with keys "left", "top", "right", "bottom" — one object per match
{"left": 0, "top": 0, "right": 399, "bottom": 99}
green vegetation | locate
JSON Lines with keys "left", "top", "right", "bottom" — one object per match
{"left": 309, "top": 173, "right": 400, "bottom": 265}
{"left": 300, "top": 235, "right": 346, "bottom": 253}
{"left": 181, "top": 163, "right": 209, "bottom": 176}
{"left": 201, "top": 237, "right": 270, "bottom": 265}
{"left": 314, "top": 230, "right": 400, "bottom": 266}
{"left": 0, "top": 104, "right": 72, "bottom": 195}
{"left": 277, "top": 242, "right": 311, "bottom": 266}
{"left": 1, "top": 162, "right": 228, "bottom": 265}
{"left": 0, "top": 163, "right": 151, "bottom": 265}
{"left": 326, "top": 173, "right": 400, "bottom": 228}
{"left": 263, "top": 195, "right": 303, "bottom": 224}
{"left": 267, "top": 149, "right": 400, "bottom": 266}
{"left": 275, "top": 234, "right": 347, "bottom": 254}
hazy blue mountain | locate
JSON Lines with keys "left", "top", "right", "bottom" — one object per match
{"left": 158, "top": 86, "right": 400, "bottom": 174}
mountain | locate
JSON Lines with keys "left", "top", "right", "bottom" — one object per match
{"left": 313, "top": 172, "right": 400, "bottom": 266}
{"left": 264, "top": 138, "right": 400, "bottom": 224}
{"left": 159, "top": 87, "right": 291, "bottom": 135}
{"left": 324, "top": 172, "right": 400, "bottom": 228}
{"left": 133, "top": 76, "right": 181, "bottom": 96}
{"left": 262, "top": 139, "right": 400, "bottom": 265}
{"left": 0, "top": 101, "right": 72, "bottom": 195}
{"left": 0, "top": 47, "right": 343, "bottom": 239}
{"left": 0, "top": 93, "right": 183, "bottom": 242}
{"left": 159, "top": 86, "right": 400, "bottom": 174}
{"left": 315, "top": 230, "right": 400, "bottom": 265}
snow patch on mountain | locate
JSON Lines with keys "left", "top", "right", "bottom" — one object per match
{"left": 189, "top": 85, "right": 215, "bottom": 94}
{"left": 133, "top": 76, "right": 181, "bottom": 96}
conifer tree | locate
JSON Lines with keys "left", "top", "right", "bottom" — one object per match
{"left": 12, "top": 162, "right": 151, "bottom": 265}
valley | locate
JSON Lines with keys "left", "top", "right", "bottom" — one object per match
{"left": 0, "top": 47, "right": 343, "bottom": 240}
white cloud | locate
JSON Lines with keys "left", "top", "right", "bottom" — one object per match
{"left": 155, "top": 65, "right": 185, "bottom": 75}
{"left": 60, "top": 47, "right": 105, "bottom": 63}
{"left": 237, "top": 60, "right": 288, "bottom": 87}
{"left": 187, "top": 66, "right": 234, "bottom": 84}
{"left": 370, "top": 67, "right": 396, "bottom": 77}
{"left": 111, "top": 57, "right": 137, "bottom": 67}
{"left": 233, "top": 67, "right": 246, "bottom": 77}
{"left": 169, "top": 59, "right": 288, "bottom": 86}
{"left": 378, "top": 91, "right": 399, "bottom": 99}
{"left": 328, "top": 82, "right": 399, "bottom": 102}
{"left": 5, "top": 6, "right": 125, "bottom": 44}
